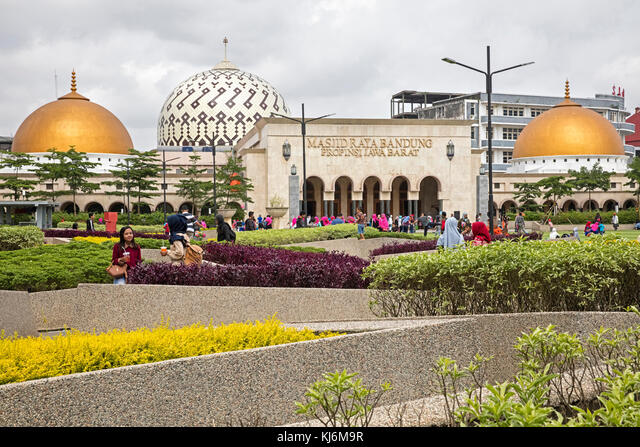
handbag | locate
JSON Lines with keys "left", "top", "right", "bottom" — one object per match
{"left": 106, "top": 262, "right": 127, "bottom": 279}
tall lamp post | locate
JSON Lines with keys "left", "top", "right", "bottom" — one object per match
{"left": 125, "top": 159, "right": 130, "bottom": 225}
{"left": 273, "top": 104, "right": 334, "bottom": 216}
{"left": 443, "top": 46, "right": 533, "bottom": 235}
{"left": 161, "top": 150, "right": 180, "bottom": 224}
{"left": 210, "top": 133, "right": 217, "bottom": 217}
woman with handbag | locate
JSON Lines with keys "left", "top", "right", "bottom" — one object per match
{"left": 108, "top": 226, "right": 142, "bottom": 284}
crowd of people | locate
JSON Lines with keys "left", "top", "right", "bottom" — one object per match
{"left": 105, "top": 204, "right": 627, "bottom": 285}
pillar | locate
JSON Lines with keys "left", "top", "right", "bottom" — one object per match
{"left": 289, "top": 175, "right": 300, "bottom": 221}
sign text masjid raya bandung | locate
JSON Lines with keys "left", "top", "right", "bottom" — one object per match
{"left": 306, "top": 136, "right": 433, "bottom": 157}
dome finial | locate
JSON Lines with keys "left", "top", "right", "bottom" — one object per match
{"left": 565, "top": 79, "right": 570, "bottom": 99}
{"left": 213, "top": 37, "right": 238, "bottom": 70}
{"left": 71, "top": 69, "right": 77, "bottom": 92}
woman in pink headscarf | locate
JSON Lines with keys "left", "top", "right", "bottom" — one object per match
{"left": 371, "top": 214, "right": 379, "bottom": 230}
{"left": 321, "top": 216, "right": 329, "bottom": 226}
{"left": 379, "top": 213, "right": 389, "bottom": 231}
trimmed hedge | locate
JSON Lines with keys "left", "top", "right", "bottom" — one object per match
{"left": 0, "top": 241, "right": 113, "bottom": 291}
{"left": 45, "top": 229, "right": 168, "bottom": 239}
{"left": 0, "top": 226, "right": 44, "bottom": 251}
{"left": 0, "top": 317, "right": 342, "bottom": 384}
{"left": 128, "top": 243, "right": 370, "bottom": 289}
{"left": 364, "top": 236, "right": 640, "bottom": 316}
{"left": 55, "top": 222, "right": 166, "bottom": 233}
{"left": 507, "top": 209, "right": 639, "bottom": 225}
{"left": 370, "top": 232, "right": 543, "bottom": 257}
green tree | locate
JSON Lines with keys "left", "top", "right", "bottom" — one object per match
{"left": 535, "top": 176, "right": 574, "bottom": 216}
{"left": 214, "top": 155, "right": 254, "bottom": 211}
{"left": 568, "top": 163, "right": 613, "bottom": 211}
{"left": 624, "top": 156, "right": 640, "bottom": 221}
{"left": 101, "top": 149, "right": 160, "bottom": 214}
{"left": 32, "top": 149, "right": 69, "bottom": 202}
{"left": 59, "top": 147, "right": 100, "bottom": 216}
{"left": 513, "top": 182, "right": 542, "bottom": 211}
{"left": 176, "top": 153, "right": 213, "bottom": 218}
{"left": 0, "top": 152, "right": 39, "bottom": 200}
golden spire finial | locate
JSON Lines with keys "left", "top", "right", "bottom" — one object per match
{"left": 223, "top": 37, "right": 228, "bottom": 61}
{"left": 71, "top": 70, "right": 77, "bottom": 92}
{"left": 565, "top": 79, "right": 570, "bottom": 99}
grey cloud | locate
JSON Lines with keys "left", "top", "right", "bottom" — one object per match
{"left": 1, "top": 0, "right": 639, "bottom": 148}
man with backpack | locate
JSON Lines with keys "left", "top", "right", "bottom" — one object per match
{"left": 163, "top": 206, "right": 203, "bottom": 265}
{"left": 245, "top": 211, "right": 257, "bottom": 231}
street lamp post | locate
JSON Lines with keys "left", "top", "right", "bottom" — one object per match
{"left": 125, "top": 159, "right": 130, "bottom": 225}
{"left": 161, "top": 150, "right": 180, "bottom": 224}
{"left": 443, "top": 46, "right": 533, "bottom": 235}
{"left": 211, "top": 133, "right": 217, "bottom": 218}
{"left": 273, "top": 104, "right": 334, "bottom": 216}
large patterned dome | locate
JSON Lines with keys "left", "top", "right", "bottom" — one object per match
{"left": 157, "top": 51, "right": 290, "bottom": 147}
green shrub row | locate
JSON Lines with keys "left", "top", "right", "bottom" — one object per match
{"left": 56, "top": 222, "right": 167, "bottom": 233}
{"left": 507, "top": 209, "right": 639, "bottom": 225}
{"left": 0, "top": 241, "right": 112, "bottom": 292}
{"left": 364, "top": 236, "right": 640, "bottom": 316}
{"left": 0, "top": 226, "right": 45, "bottom": 251}
{"left": 234, "top": 224, "right": 378, "bottom": 246}
{"left": 53, "top": 211, "right": 221, "bottom": 228}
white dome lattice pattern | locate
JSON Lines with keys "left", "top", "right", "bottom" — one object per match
{"left": 158, "top": 67, "right": 290, "bottom": 147}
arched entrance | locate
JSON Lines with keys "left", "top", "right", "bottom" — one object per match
{"left": 108, "top": 202, "right": 128, "bottom": 213}
{"left": 583, "top": 200, "right": 599, "bottom": 212}
{"left": 61, "top": 202, "right": 79, "bottom": 214}
{"left": 603, "top": 200, "right": 618, "bottom": 212}
{"left": 391, "top": 176, "right": 409, "bottom": 216}
{"left": 155, "top": 202, "right": 174, "bottom": 214}
{"left": 501, "top": 200, "right": 518, "bottom": 214}
{"left": 306, "top": 176, "right": 324, "bottom": 218}
{"left": 85, "top": 202, "right": 104, "bottom": 214}
{"left": 334, "top": 176, "right": 353, "bottom": 217}
{"left": 362, "top": 176, "right": 381, "bottom": 216}
{"left": 623, "top": 199, "right": 637, "bottom": 209}
{"left": 418, "top": 176, "right": 439, "bottom": 217}
{"left": 562, "top": 200, "right": 578, "bottom": 212}
{"left": 132, "top": 203, "right": 152, "bottom": 214}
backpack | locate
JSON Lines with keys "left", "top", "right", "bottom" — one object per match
{"left": 184, "top": 243, "right": 203, "bottom": 265}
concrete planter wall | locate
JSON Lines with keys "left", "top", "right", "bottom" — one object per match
{"left": 1, "top": 312, "right": 638, "bottom": 426}
{"left": 1, "top": 284, "right": 375, "bottom": 336}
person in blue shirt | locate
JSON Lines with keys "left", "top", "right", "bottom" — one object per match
{"left": 331, "top": 214, "right": 345, "bottom": 225}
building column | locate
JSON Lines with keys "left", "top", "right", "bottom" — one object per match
{"left": 289, "top": 175, "right": 300, "bottom": 222}
{"left": 329, "top": 201, "right": 335, "bottom": 217}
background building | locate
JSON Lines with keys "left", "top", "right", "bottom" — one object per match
{"left": 393, "top": 87, "right": 635, "bottom": 172}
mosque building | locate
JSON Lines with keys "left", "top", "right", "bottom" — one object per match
{"left": 0, "top": 39, "right": 637, "bottom": 225}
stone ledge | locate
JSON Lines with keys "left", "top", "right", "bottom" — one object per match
{"left": 3, "top": 284, "right": 376, "bottom": 336}
{"left": 1, "top": 312, "right": 638, "bottom": 426}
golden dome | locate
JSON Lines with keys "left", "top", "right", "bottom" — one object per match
{"left": 513, "top": 81, "right": 624, "bottom": 159}
{"left": 12, "top": 71, "right": 133, "bottom": 155}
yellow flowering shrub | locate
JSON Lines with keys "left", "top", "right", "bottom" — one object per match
{"left": 0, "top": 317, "right": 342, "bottom": 384}
{"left": 73, "top": 236, "right": 119, "bottom": 244}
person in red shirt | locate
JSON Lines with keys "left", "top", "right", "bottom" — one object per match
{"left": 111, "top": 226, "right": 142, "bottom": 284}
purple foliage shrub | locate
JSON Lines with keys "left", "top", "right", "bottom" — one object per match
{"left": 43, "top": 229, "right": 168, "bottom": 239}
{"left": 370, "top": 232, "right": 543, "bottom": 257}
{"left": 128, "top": 243, "right": 370, "bottom": 289}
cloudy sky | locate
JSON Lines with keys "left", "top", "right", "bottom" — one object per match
{"left": 1, "top": 0, "right": 639, "bottom": 149}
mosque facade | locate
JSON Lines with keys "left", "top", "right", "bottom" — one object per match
{"left": 0, "top": 42, "right": 638, "bottom": 225}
